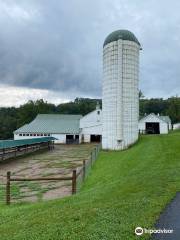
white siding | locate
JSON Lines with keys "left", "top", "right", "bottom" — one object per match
{"left": 102, "top": 40, "right": 140, "bottom": 150}
{"left": 80, "top": 109, "right": 102, "bottom": 129}
{"left": 80, "top": 109, "right": 102, "bottom": 142}
{"left": 14, "top": 134, "right": 51, "bottom": 140}
{"left": 173, "top": 123, "right": 180, "bottom": 130}
{"left": 14, "top": 133, "right": 66, "bottom": 143}
{"left": 14, "top": 133, "right": 82, "bottom": 144}
{"left": 138, "top": 114, "right": 169, "bottom": 134}
{"left": 14, "top": 109, "right": 102, "bottom": 144}
{"left": 81, "top": 125, "right": 102, "bottom": 142}
{"left": 83, "top": 134, "right": 90, "bottom": 143}
{"left": 160, "top": 123, "right": 168, "bottom": 134}
{"left": 81, "top": 125, "right": 102, "bottom": 135}
{"left": 53, "top": 134, "right": 82, "bottom": 144}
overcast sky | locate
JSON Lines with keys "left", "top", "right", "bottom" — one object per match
{"left": 0, "top": 0, "right": 179, "bottom": 107}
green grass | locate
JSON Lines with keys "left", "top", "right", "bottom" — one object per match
{"left": 0, "top": 131, "right": 180, "bottom": 239}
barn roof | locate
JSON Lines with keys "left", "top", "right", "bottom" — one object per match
{"left": 0, "top": 137, "right": 56, "bottom": 149}
{"left": 159, "top": 116, "right": 171, "bottom": 124}
{"left": 139, "top": 113, "right": 171, "bottom": 124}
{"left": 14, "top": 114, "right": 82, "bottom": 134}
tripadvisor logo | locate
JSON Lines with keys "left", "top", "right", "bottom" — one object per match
{"left": 135, "top": 226, "right": 173, "bottom": 236}
{"left": 135, "top": 227, "right": 144, "bottom": 236}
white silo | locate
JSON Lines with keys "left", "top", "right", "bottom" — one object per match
{"left": 102, "top": 30, "right": 141, "bottom": 150}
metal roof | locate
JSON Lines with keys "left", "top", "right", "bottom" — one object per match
{"left": 14, "top": 114, "right": 82, "bottom": 134}
{"left": 139, "top": 113, "right": 171, "bottom": 124}
{"left": 0, "top": 137, "right": 56, "bottom": 149}
{"left": 103, "top": 29, "right": 141, "bottom": 48}
{"left": 159, "top": 116, "right": 171, "bottom": 124}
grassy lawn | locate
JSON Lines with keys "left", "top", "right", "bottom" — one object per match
{"left": 0, "top": 131, "right": 180, "bottom": 239}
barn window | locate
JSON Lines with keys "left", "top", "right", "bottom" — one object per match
{"left": 97, "top": 110, "right": 100, "bottom": 115}
{"left": 19, "top": 134, "right": 22, "bottom": 136}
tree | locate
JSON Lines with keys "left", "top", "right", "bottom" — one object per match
{"left": 139, "top": 90, "right": 145, "bottom": 99}
{"left": 0, "top": 96, "right": 179, "bottom": 140}
{"left": 166, "top": 96, "right": 180, "bottom": 124}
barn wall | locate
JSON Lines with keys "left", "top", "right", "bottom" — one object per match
{"left": 168, "top": 123, "right": 172, "bottom": 130}
{"left": 80, "top": 109, "right": 102, "bottom": 128}
{"left": 138, "top": 114, "right": 169, "bottom": 134}
{"left": 53, "top": 134, "right": 82, "bottom": 144}
{"left": 173, "top": 123, "right": 180, "bottom": 130}
{"left": 83, "top": 134, "right": 91, "bottom": 143}
{"left": 80, "top": 109, "right": 102, "bottom": 143}
{"left": 159, "top": 123, "right": 168, "bottom": 134}
{"left": 81, "top": 125, "right": 102, "bottom": 135}
{"left": 14, "top": 134, "right": 52, "bottom": 140}
{"left": 81, "top": 125, "right": 102, "bottom": 143}
{"left": 138, "top": 122, "right": 145, "bottom": 132}
{"left": 14, "top": 133, "right": 81, "bottom": 144}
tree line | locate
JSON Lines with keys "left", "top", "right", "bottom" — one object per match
{"left": 0, "top": 96, "right": 179, "bottom": 140}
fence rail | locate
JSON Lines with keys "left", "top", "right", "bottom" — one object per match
{"left": 5, "top": 143, "right": 101, "bottom": 205}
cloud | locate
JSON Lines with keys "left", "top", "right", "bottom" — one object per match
{"left": 0, "top": 84, "right": 70, "bottom": 107}
{"left": 0, "top": 0, "right": 179, "bottom": 106}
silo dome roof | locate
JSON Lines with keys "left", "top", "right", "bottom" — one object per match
{"left": 103, "top": 30, "right": 141, "bottom": 47}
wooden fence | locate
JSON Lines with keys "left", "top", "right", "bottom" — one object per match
{"left": 6, "top": 144, "right": 101, "bottom": 205}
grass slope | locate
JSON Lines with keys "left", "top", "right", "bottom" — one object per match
{"left": 0, "top": 131, "right": 180, "bottom": 240}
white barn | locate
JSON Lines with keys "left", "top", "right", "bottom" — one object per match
{"left": 14, "top": 107, "right": 102, "bottom": 144}
{"left": 138, "top": 113, "right": 171, "bottom": 134}
{"left": 14, "top": 111, "right": 172, "bottom": 144}
{"left": 14, "top": 114, "right": 82, "bottom": 144}
{"left": 80, "top": 106, "right": 102, "bottom": 143}
{"left": 173, "top": 123, "right": 180, "bottom": 130}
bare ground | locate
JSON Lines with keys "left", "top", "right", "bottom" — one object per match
{"left": 0, "top": 143, "right": 96, "bottom": 203}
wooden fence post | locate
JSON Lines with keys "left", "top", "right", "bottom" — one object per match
{"left": 6, "top": 171, "right": 11, "bottom": 205}
{"left": 72, "top": 170, "right": 77, "bottom": 194}
{"left": 91, "top": 151, "right": 93, "bottom": 167}
{"left": 2, "top": 149, "right": 5, "bottom": 161}
{"left": 83, "top": 160, "right": 86, "bottom": 181}
{"left": 94, "top": 148, "right": 97, "bottom": 160}
{"left": 14, "top": 147, "right": 17, "bottom": 157}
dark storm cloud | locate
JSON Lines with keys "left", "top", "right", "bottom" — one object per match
{"left": 0, "top": 0, "right": 104, "bottom": 97}
{"left": 0, "top": 0, "right": 179, "bottom": 99}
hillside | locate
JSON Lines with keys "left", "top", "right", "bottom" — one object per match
{"left": 0, "top": 130, "right": 180, "bottom": 240}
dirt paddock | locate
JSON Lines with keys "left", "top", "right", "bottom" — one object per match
{"left": 0, "top": 143, "right": 96, "bottom": 203}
